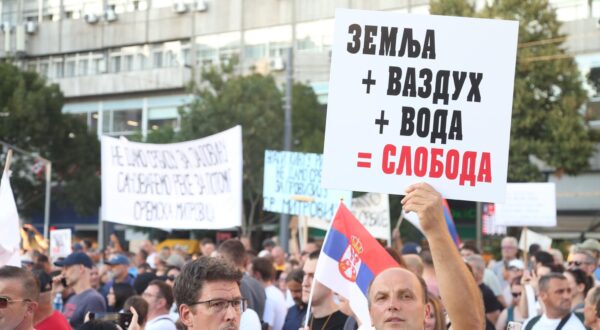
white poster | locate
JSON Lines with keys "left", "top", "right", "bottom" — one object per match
{"left": 263, "top": 150, "right": 352, "bottom": 220}
{"left": 519, "top": 228, "right": 552, "bottom": 251}
{"left": 322, "top": 9, "right": 518, "bottom": 203}
{"left": 101, "top": 126, "right": 243, "bottom": 229}
{"left": 50, "top": 229, "right": 72, "bottom": 260}
{"left": 300, "top": 193, "right": 391, "bottom": 241}
{"left": 494, "top": 183, "right": 556, "bottom": 227}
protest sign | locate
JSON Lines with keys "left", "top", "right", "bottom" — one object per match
{"left": 101, "top": 126, "right": 242, "bottom": 229}
{"left": 299, "top": 193, "right": 391, "bottom": 241}
{"left": 519, "top": 228, "right": 552, "bottom": 251}
{"left": 263, "top": 150, "right": 351, "bottom": 220}
{"left": 494, "top": 183, "right": 556, "bottom": 227}
{"left": 50, "top": 229, "right": 72, "bottom": 260}
{"left": 322, "top": 9, "right": 518, "bottom": 203}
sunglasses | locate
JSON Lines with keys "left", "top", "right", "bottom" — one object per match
{"left": 511, "top": 292, "right": 522, "bottom": 298}
{"left": 0, "top": 296, "right": 31, "bottom": 309}
{"left": 568, "top": 261, "right": 590, "bottom": 267}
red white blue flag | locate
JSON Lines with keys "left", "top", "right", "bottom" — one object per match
{"left": 314, "top": 202, "right": 398, "bottom": 325}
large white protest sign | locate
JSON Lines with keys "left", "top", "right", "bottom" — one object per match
{"left": 263, "top": 150, "right": 351, "bottom": 220}
{"left": 494, "top": 183, "right": 556, "bottom": 227}
{"left": 519, "top": 228, "right": 552, "bottom": 251}
{"left": 101, "top": 126, "right": 242, "bottom": 229}
{"left": 322, "top": 9, "right": 518, "bottom": 203}
{"left": 50, "top": 229, "right": 72, "bottom": 260}
{"left": 299, "top": 193, "right": 391, "bottom": 241}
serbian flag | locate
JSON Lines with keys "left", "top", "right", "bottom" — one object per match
{"left": 313, "top": 202, "right": 398, "bottom": 326}
{"left": 402, "top": 198, "right": 461, "bottom": 246}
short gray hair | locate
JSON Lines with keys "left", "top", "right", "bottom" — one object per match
{"left": 538, "top": 273, "right": 566, "bottom": 293}
{"left": 465, "top": 254, "right": 485, "bottom": 272}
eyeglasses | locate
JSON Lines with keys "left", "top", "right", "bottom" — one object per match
{"left": 511, "top": 292, "right": 522, "bottom": 298}
{"left": 0, "top": 296, "right": 31, "bottom": 309}
{"left": 166, "top": 275, "right": 176, "bottom": 282}
{"left": 568, "top": 261, "right": 591, "bottom": 267}
{"left": 142, "top": 292, "right": 162, "bottom": 299}
{"left": 188, "top": 298, "right": 247, "bottom": 314}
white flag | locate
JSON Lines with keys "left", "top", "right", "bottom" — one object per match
{"left": 0, "top": 171, "right": 21, "bottom": 267}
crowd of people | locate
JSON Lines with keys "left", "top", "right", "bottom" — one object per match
{"left": 1, "top": 183, "right": 600, "bottom": 330}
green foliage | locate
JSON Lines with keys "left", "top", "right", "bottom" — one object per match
{"left": 432, "top": 0, "right": 595, "bottom": 181}
{"left": 0, "top": 61, "right": 100, "bottom": 216}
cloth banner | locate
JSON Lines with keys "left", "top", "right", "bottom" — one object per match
{"left": 101, "top": 126, "right": 243, "bottom": 229}
{"left": 0, "top": 170, "right": 21, "bottom": 267}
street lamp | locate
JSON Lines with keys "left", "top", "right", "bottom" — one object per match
{"left": 0, "top": 141, "right": 52, "bottom": 240}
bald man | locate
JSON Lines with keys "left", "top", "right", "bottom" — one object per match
{"left": 368, "top": 183, "right": 484, "bottom": 329}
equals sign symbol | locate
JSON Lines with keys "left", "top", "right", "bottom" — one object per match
{"left": 357, "top": 152, "right": 372, "bottom": 168}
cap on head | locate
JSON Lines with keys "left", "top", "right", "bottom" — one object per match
{"left": 54, "top": 252, "right": 94, "bottom": 269}
{"left": 33, "top": 269, "right": 53, "bottom": 293}
{"left": 105, "top": 254, "right": 130, "bottom": 266}
{"left": 508, "top": 259, "right": 525, "bottom": 270}
{"left": 577, "top": 239, "right": 600, "bottom": 253}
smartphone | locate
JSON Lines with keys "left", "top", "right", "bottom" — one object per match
{"left": 60, "top": 277, "right": 68, "bottom": 287}
{"left": 507, "top": 321, "right": 523, "bottom": 330}
{"left": 89, "top": 312, "right": 133, "bottom": 329}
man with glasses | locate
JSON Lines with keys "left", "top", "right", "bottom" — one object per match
{"left": 0, "top": 266, "right": 39, "bottom": 330}
{"left": 569, "top": 250, "right": 598, "bottom": 280}
{"left": 174, "top": 256, "right": 245, "bottom": 330}
{"left": 143, "top": 280, "right": 176, "bottom": 330}
{"left": 492, "top": 236, "right": 519, "bottom": 290}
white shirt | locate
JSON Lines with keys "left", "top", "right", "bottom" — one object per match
{"left": 240, "top": 309, "right": 262, "bottom": 330}
{"left": 262, "top": 285, "right": 287, "bottom": 330}
{"left": 145, "top": 314, "right": 177, "bottom": 330}
{"left": 521, "top": 313, "right": 586, "bottom": 330}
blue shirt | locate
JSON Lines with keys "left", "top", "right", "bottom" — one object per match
{"left": 282, "top": 304, "right": 307, "bottom": 330}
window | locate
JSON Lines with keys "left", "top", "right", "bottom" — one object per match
{"left": 148, "top": 107, "right": 179, "bottom": 130}
{"left": 103, "top": 109, "right": 143, "bottom": 135}
{"left": 124, "top": 55, "right": 134, "bottom": 71}
{"left": 54, "top": 61, "right": 64, "bottom": 78}
{"left": 153, "top": 51, "right": 163, "bottom": 68}
{"left": 110, "top": 55, "right": 121, "bottom": 73}
{"left": 65, "top": 57, "right": 76, "bottom": 77}
{"left": 79, "top": 59, "right": 88, "bottom": 76}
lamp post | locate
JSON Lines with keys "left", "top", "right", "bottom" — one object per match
{"left": 0, "top": 141, "right": 52, "bottom": 240}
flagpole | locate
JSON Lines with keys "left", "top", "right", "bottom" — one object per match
{"left": 303, "top": 198, "right": 345, "bottom": 328}
{"left": 3, "top": 149, "right": 12, "bottom": 174}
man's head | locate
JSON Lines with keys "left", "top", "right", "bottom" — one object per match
{"left": 584, "top": 286, "right": 600, "bottom": 327}
{"left": 251, "top": 257, "right": 275, "bottom": 284}
{"left": 143, "top": 280, "right": 173, "bottom": 315}
{"left": 0, "top": 266, "right": 39, "bottom": 330}
{"left": 501, "top": 237, "right": 518, "bottom": 261}
{"left": 301, "top": 251, "right": 332, "bottom": 306}
{"left": 286, "top": 269, "right": 304, "bottom": 307}
{"left": 105, "top": 254, "right": 131, "bottom": 280}
{"left": 507, "top": 259, "right": 525, "bottom": 283}
{"left": 459, "top": 241, "right": 479, "bottom": 258}
{"left": 218, "top": 239, "right": 246, "bottom": 269}
{"left": 465, "top": 255, "right": 486, "bottom": 284}
{"left": 200, "top": 238, "right": 216, "bottom": 257}
{"left": 174, "top": 257, "right": 243, "bottom": 330}
{"left": 569, "top": 250, "right": 598, "bottom": 277}
{"left": 368, "top": 267, "right": 429, "bottom": 330}
{"left": 55, "top": 252, "right": 93, "bottom": 287}
{"left": 271, "top": 246, "right": 285, "bottom": 265}
{"left": 300, "top": 241, "right": 320, "bottom": 264}
{"left": 32, "top": 269, "right": 53, "bottom": 311}
{"left": 538, "top": 273, "right": 572, "bottom": 319}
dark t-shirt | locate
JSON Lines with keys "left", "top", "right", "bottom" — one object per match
{"left": 282, "top": 304, "right": 307, "bottom": 330}
{"left": 480, "top": 283, "right": 502, "bottom": 330}
{"left": 63, "top": 288, "right": 107, "bottom": 328}
{"left": 309, "top": 310, "right": 348, "bottom": 330}
{"left": 240, "top": 274, "right": 266, "bottom": 318}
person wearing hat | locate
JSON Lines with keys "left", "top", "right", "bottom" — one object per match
{"left": 101, "top": 254, "right": 135, "bottom": 301}
{"left": 32, "top": 269, "right": 70, "bottom": 330}
{"left": 55, "top": 251, "right": 106, "bottom": 328}
{"left": 577, "top": 239, "right": 600, "bottom": 283}
{"left": 501, "top": 259, "right": 525, "bottom": 305}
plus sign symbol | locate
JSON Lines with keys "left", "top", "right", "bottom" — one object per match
{"left": 362, "top": 70, "right": 376, "bottom": 94}
{"left": 375, "top": 110, "right": 389, "bottom": 134}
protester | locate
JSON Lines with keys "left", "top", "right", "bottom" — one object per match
{"left": 425, "top": 293, "right": 445, "bottom": 330}
{"left": 576, "top": 239, "right": 600, "bottom": 282}
{"left": 0, "top": 266, "right": 39, "bottom": 330}
{"left": 301, "top": 251, "right": 348, "bottom": 329}
{"left": 143, "top": 280, "right": 177, "bottom": 330}
{"left": 32, "top": 269, "right": 70, "bottom": 330}
{"left": 101, "top": 254, "right": 135, "bottom": 300}
{"left": 569, "top": 250, "right": 598, "bottom": 279}
{"left": 107, "top": 282, "right": 136, "bottom": 312}
{"left": 282, "top": 269, "right": 306, "bottom": 330}
{"left": 199, "top": 238, "right": 216, "bottom": 257}
{"left": 403, "top": 254, "right": 424, "bottom": 277}
{"left": 124, "top": 295, "right": 149, "bottom": 328}
{"left": 271, "top": 246, "right": 286, "bottom": 280}
{"left": 584, "top": 286, "right": 600, "bottom": 329}
{"left": 419, "top": 249, "right": 439, "bottom": 297}
{"left": 140, "top": 240, "right": 157, "bottom": 269}
{"left": 466, "top": 254, "right": 503, "bottom": 329}
{"left": 501, "top": 259, "right": 525, "bottom": 305}
{"left": 367, "top": 183, "right": 484, "bottom": 330}
{"left": 251, "top": 257, "right": 286, "bottom": 330}
{"left": 522, "top": 273, "right": 586, "bottom": 329}
{"left": 173, "top": 256, "right": 243, "bottom": 330}
{"left": 565, "top": 268, "right": 592, "bottom": 313}
{"left": 218, "top": 239, "right": 266, "bottom": 318}
{"left": 495, "top": 277, "right": 524, "bottom": 330}
{"left": 492, "top": 237, "right": 519, "bottom": 289}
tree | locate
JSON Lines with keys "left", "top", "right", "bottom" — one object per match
{"left": 174, "top": 61, "right": 325, "bottom": 234}
{"left": 430, "top": 0, "right": 595, "bottom": 181}
{"left": 0, "top": 61, "right": 100, "bottom": 217}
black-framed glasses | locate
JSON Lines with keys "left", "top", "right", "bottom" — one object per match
{"left": 0, "top": 296, "right": 31, "bottom": 309}
{"left": 188, "top": 298, "right": 246, "bottom": 314}
{"left": 568, "top": 261, "right": 589, "bottom": 267}
{"left": 511, "top": 292, "right": 522, "bottom": 298}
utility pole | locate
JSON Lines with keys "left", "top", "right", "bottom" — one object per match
{"left": 280, "top": 47, "right": 293, "bottom": 253}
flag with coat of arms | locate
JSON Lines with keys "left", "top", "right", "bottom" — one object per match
{"left": 313, "top": 202, "right": 398, "bottom": 326}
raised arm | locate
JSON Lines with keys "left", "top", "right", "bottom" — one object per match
{"left": 401, "top": 182, "right": 485, "bottom": 329}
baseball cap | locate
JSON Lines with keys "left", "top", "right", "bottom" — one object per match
{"left": 105, "top": 254, "right": 130, "bottom": 266}
{"left": 33, "top": 270, "right": 53, "bottom": 293}
{"left": 577, "top": 239, "right": 600, "bottom": 253}
{"left": 54, "top": 252, "right": 94, "bottom": 269}
{"left": 508, "top": 259, "right": 525, "bottom": 270}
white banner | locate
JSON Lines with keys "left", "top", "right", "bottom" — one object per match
{"left": 494, "top": 183, "right": 556, "bottom": 227}
{"left": 322, "top": 9, "right": 518, "bottom": 203}
{"left": 519, "top": 228, "right": 552, "bottom": 251}
{"left": 299, "top": 193, "right": 391, "bottom": 241}
{"left": 0, "top": 171, "right": 21, "bottom": 267}
{"left": 50, "top": 229, "right": 72, "bottom": 260}
{"left": 101, "top": 126, "right": 243, "bottom": 229}
{"left": 263, "top": 150, "right": 352, "bottom": 220}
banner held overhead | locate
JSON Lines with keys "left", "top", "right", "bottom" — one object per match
{"left": 101, "top": 126, "right": 243, "bottom": 230}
